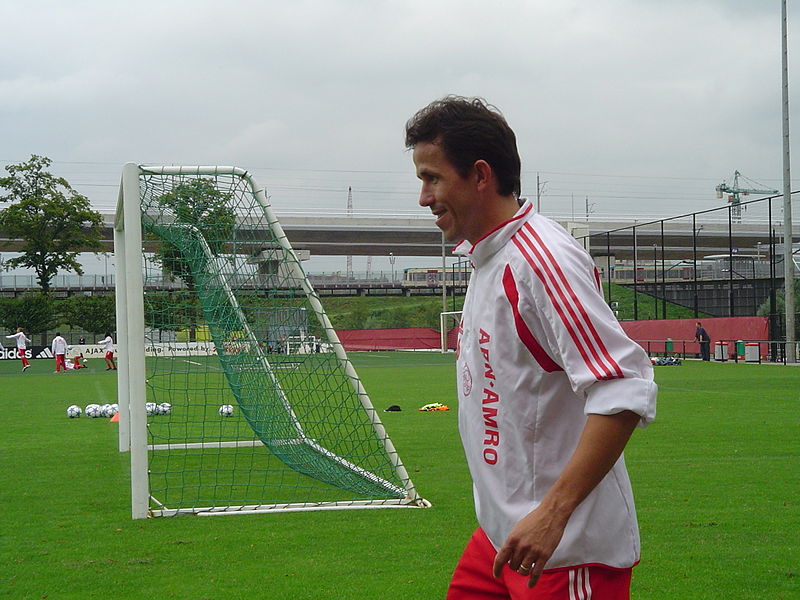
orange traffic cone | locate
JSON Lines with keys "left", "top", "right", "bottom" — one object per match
{"left": 110, "top": 412, "right": 119, "bottom": 422}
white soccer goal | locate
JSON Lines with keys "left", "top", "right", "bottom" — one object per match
{"left": 440, "top": 311, "right": 463, "bottom": 353}
{"left": 115, "top": 164, "right": 429, "bottom": 518}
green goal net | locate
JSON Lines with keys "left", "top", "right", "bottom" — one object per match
{"left": 115, "top": 164, "right": 427, "bottom": 517}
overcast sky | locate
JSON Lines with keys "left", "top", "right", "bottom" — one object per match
{"left": 1, "top": 0, "right": 798, "bottom": 274}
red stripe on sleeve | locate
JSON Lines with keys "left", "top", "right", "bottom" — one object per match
{"left": 512, "top": 235, "right": 607, "bottom": 380}
{"left": 522, "top": 225, "right": 623, "bottom": 379}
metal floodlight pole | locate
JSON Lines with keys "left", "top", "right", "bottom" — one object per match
{"left": 632, "top": 226, "right": 639, "bottom": 320}
{"left": 441, "top": 231, "right": 447, "bottom": 315}
{"left": 782, "top": 0, "right": 796, "bottom": 362}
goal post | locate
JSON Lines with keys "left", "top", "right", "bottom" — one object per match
{"left": 440, "top": 310, "right": 463, "bottom": 353}
{"left": 115, "top": 163, "right": 429, "bottom": 518}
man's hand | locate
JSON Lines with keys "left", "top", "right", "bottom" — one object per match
{"left": 492, "top": 504, "right": 570, "bottom": 588}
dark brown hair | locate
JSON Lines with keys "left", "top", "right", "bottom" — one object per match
{"left": 405, "top": 96, "right": 521, "bottom": 197}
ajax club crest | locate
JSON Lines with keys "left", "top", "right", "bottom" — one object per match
{"left": 462, "top": 363, "right": 473, "bottom": 396}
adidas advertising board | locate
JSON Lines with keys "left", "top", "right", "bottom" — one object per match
{"left": 0, "top": 346, "right": 58, "bottom": 360}
{"left": 1, "top": 346, "right": 102, "bottom": 360}
{"left": 35, "top": 347, "right": 54, "bottom": 359}
{"left": 0, "top": 342, "right": 216, "bottom": 360}
{"left": 0, "top": 347, "right": 32, "bottom": 361}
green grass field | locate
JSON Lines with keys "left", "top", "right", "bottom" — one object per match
{"left": 1, "top": 353, "right": 798, "bottom": 599}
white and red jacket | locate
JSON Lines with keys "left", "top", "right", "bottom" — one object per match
{"left": 98, "top": 336, "right": 114, "bottom": 353}
{"left": 454, "top": 200, "right": 657, "bottom": 571}
{"left": 52, "top": 335, "right": 69, "bottom": 355}
{"left": 5, "top": 331, "right": 31, "bottom": 349}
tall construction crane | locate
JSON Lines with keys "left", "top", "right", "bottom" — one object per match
{"left": 715, "top": 170, "right": 778, "bottom": 222}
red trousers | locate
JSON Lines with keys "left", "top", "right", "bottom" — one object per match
{"left": 447, "top": 528, "right": 632, "bottom": 600}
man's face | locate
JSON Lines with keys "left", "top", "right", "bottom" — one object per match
{"left": 412, "top": 141, "right": 482, "bottom": 243}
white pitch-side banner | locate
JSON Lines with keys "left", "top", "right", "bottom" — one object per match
{"left": 67, "top": 342, "right": 218, "bottom": 358}
{"left": 144, "top": 342, "right": 217, "bottom": 357}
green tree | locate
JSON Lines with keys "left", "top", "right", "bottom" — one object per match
{"left": 0, "top": 293, "right": 59, "bottom": 335}
{"left": 0, "top": 155, "right": 105, "bottom": 294}
{"left": 148, "top": 179, "right": 236, "bottom": 341}
{"left": 143, "top": 291, "right": 195, "bottom": 333}
{"left": 151, "top": 179, "right": 235, "bottom": 291}
{"left": 61, "top": 294, "right": 116, "bottom": 335}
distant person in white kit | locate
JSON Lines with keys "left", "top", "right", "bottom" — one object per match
{"left": 51, "top": 332, "right": 69, "bottom": 373}
{"left": 406, "top": 96, "right": 657, "bottom": 599}
{"left": 98, "top": 332, "right": 117, "bottom": 370}
{"left": 6, "top": 327, "right": 32, "bottom": 372}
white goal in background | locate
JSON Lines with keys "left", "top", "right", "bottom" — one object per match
{"left": 440, "top": 311, "right": 463, "bottom": 353}
{"left": 115, "top": 163, "right": 428, "bottom": 518}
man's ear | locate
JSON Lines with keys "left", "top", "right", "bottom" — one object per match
{"left": 473, "top": 159, "right": 493, "bottom": 191}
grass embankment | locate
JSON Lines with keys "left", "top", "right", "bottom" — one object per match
{"left": 319, "top": 282, "right": 699, "bottom": 330}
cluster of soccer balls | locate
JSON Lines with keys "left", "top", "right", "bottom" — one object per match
{"left": 67, "top": 403, "right": 119, "bottom": 418}
{"left": 68, "top": 403, "right": 233, "bottom": 417}
{"left": 145, "top": 402, "right": 173, "bottom": 416}
{"left": 66, "top": 402, "right": 175, "bottom": 418}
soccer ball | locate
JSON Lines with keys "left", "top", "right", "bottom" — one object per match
{"left": 145, "top": 402, "right": 157, "bottom": 416}
{"left": 111, "top": 403, "right": 119, "bottom": 415}
{"left": 85, "top": 404, "right": 101, "bottom": 418}
{"left": 67, "top": 405, "right": 82, "bottom": 418}
{"left": 100, "top": 403, "right": 114, "bottom": 418}
{"left": 157, "top": 402, "right": 172, "bottom": 415}
{"left": 218, "top": 404, "right": 234, "bottom": 417}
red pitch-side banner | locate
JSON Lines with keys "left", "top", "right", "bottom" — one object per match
{"left": 337, "top": 328, "right": 441, "bottom": 351}
{"left": 337, "top": 317, "right": 770, "bottom": 355}
{"left": 619, "top": 316, "right": 769, "bottom": 354}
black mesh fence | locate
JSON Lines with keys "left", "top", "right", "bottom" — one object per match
{"left": 582, "top": 193, "right": 799, "bottom": 341}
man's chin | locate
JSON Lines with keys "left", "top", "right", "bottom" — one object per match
{"left": 440, "top": 229, "right": 460, "bottom": 243}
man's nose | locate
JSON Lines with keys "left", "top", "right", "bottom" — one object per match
{"left": 419, "top": 186, "right": 433, "bottom": 207}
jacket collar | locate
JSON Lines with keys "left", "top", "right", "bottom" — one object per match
{"left": 453, "top": 200, "right": 533, "bottom": 267}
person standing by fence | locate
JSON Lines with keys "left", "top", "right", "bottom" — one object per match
{"left": 695, "top": 322, "right": 711, "bottom": 361}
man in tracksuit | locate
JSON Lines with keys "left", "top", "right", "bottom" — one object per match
{"left": 51, "top": 332, "right": 69, "bottom": 373}
{"left": 406, "top": 97, "right": 657, "bottom": 599}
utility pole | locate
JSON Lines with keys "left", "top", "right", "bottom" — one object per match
{"left": 536, "top": 173, "right": 547, "bottom": 213}
{"left": 781, "top": 0, "right": 796, "bottom": 361}
{"left": 346, "top": 186, "right": 353, "bottom": 280}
